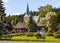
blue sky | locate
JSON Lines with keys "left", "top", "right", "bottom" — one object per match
{"left": 3, "top": 0, "right": 60, "bottom": 15}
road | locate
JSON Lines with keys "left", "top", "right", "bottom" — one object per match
{"left": 0, "top": 41, "right": 60, "bottom": 43}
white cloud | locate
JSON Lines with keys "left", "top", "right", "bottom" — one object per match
{"left": 2, "top": 0, "right": 8, "bottom": 2}
{"left": 10, "top": 13, "right": 20, "bottom": 16}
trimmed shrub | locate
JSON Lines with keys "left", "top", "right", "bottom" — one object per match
{"left": 26, "top": 32, "right": 34, "bottom": 37}
{"left": 45, "top": 32, "right": 53, "bottom": 36}
{"left": 54, "top": 32, "right": 60, "bottom": 38}
{"left": 35, "top": 32, "right": 41, "bottom": 37}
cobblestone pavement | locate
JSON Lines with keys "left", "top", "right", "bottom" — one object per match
{"left": 0, "top": 41, "right": 60, "bottom": 43}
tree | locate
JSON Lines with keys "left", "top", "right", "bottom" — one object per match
{"left": 28, "top": 15, "right": 37, "bottom": 32}
{"left": 24, "top": 19, "right": 30, "bottom": 32}
{"left": 0, "top": 22, "right": 7, "bottom": 35}
{"left": 52, "top": 8, "right": 60, "bottom": 13}
{"left": 0, "top": 0, "right": 6, "bottom": 22}
{"left": 38, "top": 4, "right": 52, "bottom": 17}
{"left": 6, "top": 14, "right": 24, "bottom": 26}
{"left": 45, "top": 12, "right": 57, "bottom": 32}
{"left": 31, "top": 11, "right": 38, "bottom": 16}
{"left": 0, "top": 0, "right": 7, "bottom": 35}
{"left": 52, "top": 8, "right": 60, "bottom": 30}
{"left": 57, "top": 12, "right": 60, "bottom": 24}
{"left": 3, "top": 19, "right": 13, "bottom": 33}
{"left": 40, "top": 18, "right": 46, "bottom": 24}
{"left": 25, "top": 15, "right": 38, "bottom": 32}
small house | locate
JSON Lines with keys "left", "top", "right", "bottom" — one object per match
{"left": 36, "top": 22, "right": 45, "bottom": 31}
{"left": 14, "top": 22, "right": 28, "bottom": 32}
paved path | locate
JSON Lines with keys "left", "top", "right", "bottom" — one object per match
{"left": 0, "top": 41, "right": 60, "bottom": 43}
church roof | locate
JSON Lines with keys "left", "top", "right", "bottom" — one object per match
{"left": 14, "top": 22, "right": 45, "bottom": 29}
{"left": 14, "top": 22, "right": 25, "bottom": 28}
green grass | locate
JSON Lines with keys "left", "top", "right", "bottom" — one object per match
{"left": 0, "top": 35, "right": 60, "bottom": 42}
{"left": 11, "top": 36, "right": 36, "bottom": 41}
{"left": 45, "top": 36, "right": 60, "bottom": 42}
{"left": 11, "top": 36, "right": 60, "bottom": 42}
{"left": 0, "top": 32, "right": 60, "bottom": 42}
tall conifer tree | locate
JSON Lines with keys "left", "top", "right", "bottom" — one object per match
{"left": 0, "top": 0, "right": 6, "bottom": 22}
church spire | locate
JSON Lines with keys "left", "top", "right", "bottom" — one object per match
{"left": 26, "top": 3, "right": 30, "bottom": 15}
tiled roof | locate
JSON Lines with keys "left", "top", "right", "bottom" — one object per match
{"left": 14, "top": 22, "right": 45, "bottom": 29}
{"left": 14, "top": 22, "right": 25, "bottom": 28}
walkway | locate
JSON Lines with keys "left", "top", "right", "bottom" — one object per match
{"left": 0, "top": 41, "right": 60, "bottom": 43}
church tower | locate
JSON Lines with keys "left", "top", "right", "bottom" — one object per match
{"left": 24, "top": 3, "right": 30, "bottom": 23}
{"left": 26, "top": 3, "right": 30, "bottom": 16}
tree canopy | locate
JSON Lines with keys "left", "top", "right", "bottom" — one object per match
{"left": 38, "top": 4, "right": 52, "bottom": 17}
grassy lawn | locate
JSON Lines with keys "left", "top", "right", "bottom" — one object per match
{"left": 11, "top": 35, "right": 60, "bottom": 42}
{"left": 45, "top": 36, "right": 60, "bottom": 42}
{"left": 0, "top": 32, "right": 60, "bottom": 42}
{"left": 11, "top": 36, "right": 36, "bottom": 41}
